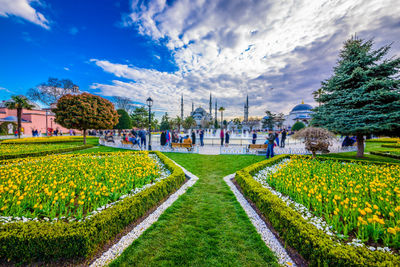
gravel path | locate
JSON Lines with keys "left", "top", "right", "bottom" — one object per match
{"left": 223, "top": 173, "right": 296, "bottom": 267}
{"left": 90, "top": 162, "right": 199, "bottom": 267}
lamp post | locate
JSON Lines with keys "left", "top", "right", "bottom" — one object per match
{"left": 146, "top": 97, "right": 153, "bottom": 151}
{"left": 45, "top": 109, "right": 48, "bottom": 136}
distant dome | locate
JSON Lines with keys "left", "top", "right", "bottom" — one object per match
{"left": 193, "top": 107, "right": 206, "bottom": 115}
{"left": 291, "top": 103, "right": 313, "bottom": 112}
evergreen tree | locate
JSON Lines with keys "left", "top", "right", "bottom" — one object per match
{"left": 131, "top": 106, "right": 156, "bottom": 129}
{"left": 262, "top": 110, "right": 276, "bottom": 130}
{"left": 312, "top": 37, "right": 400, "bottom": 157}
{"left": 114, "top": 109, "right": 132, "bottom": 129}
{"left": 160, "top": 112, "right": 170, "bottom": 131}
{"left": 291, "top": 121, "right": 306, "bottom": 131}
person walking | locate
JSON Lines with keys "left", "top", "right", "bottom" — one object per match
{"left": 225, "top": 130, "right": 230, "bottom": 146}
{"left": 220, "top": 129, "right": 224, "bottom": 146}
{"left": 139, "top": 129, "right": 146, "bottom": 150}
{"left": 280, "top": 129, "right": 287, "bottom": 148}
{"left": 252, "top": 130, "right": 257, "bottom": 144}
{"left": 191, "top": 130, "right": 196, "bottom": 145}
{"left": 160, "top": 131, "right": 166, "bottom": 146}
{"left": 199, "top": 129, "right": 204, "bottom": 146}
{"left": 275, "top": 131, "right": 279, "bottom": 147}
{"left": 265, "top": 130, "right": 276, "bottom": 159}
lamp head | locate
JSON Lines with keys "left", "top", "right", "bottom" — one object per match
{"left": 146, "top": 97, "right": 153, "bottom": 107}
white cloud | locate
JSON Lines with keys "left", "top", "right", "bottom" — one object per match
{"left": 64, "top": 67, "right": 70, "bottom": 71}
{"left": 0, "top": 86, "right": 13, "bottom": 93}
{"left": 91, "top": 0, "right": 400, "bottom": 119}
{"left": 0, "top": 0, "right": 50, "bottom": 29}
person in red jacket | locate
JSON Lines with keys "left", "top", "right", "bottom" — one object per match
{"left": 220, "top": 129, "right": 224, "bottom": 146}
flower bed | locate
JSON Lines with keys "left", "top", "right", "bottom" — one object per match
{"left": 235, "top": 155, "right": 400, "bottom": 266}
{"left": 0, "top": 136, "right": 96, "bottom": 144}
{"left": 0, "top": 151, "right": 186, "bottom": 262}
{"left": 0, "top": 143, "right": 94, "bottom": 160}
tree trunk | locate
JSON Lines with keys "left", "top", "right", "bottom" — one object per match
{"left": 17, "top": 108, "right": 22, "bottom": 139}
{"left": 312, "top": 151, "right": 316, "bottom": 159}
{"left": 83, "top": 129, "right": 87, "bottom": 145}
{"left": 356, "top": 134, "right": 364, "bottom": 158}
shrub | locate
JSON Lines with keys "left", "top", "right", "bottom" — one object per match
{"left": 291, "top": 121, "right": 305, "bottom": 131}
{"left": 292, "top": 127, "right": 336, "bottom": 158}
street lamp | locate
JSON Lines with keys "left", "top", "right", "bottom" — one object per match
{"left": 146, "top": 97, "right": 153, "bottom": 151}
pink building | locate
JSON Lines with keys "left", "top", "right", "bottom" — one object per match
{"left": 0, "top": 101, "right": 70, "bottom": 136}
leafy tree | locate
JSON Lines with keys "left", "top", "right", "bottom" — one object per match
{"left": 170, "top": 116, "right": 182, "bottom": 130}
{"left": 292, "top": 121, "right": 306, "bottom": 131}
{"left": 27, "top": 77, "right": 79, "bottom": 106}
{"left": 53, "top": 93, "right": 118, "bottom": 144}
{"left": 160, "top": 112, "right": 171, "bottom": 131}
{"left": 130, "top": 106, "right": 156, "bottom": 129}
{"left": 112, "top": 96, "right": 133, "bottom": 112}
{"left": 214, "top": 119, "right": 219, "bottom": 129}
{"left": 5, "top": 95, "right": 35, "bottom": 138}
{"left": 293, "top": 127, "right": 336, "bottom": 158}
{"left": 262, "top": 110, "right": 276, "bottom": 130}
{"left": 183, "top": 116, "right": 196, "bottom": 130}
{"left": 312, "top": 88, "right": 325, "bottom": 107}
{"left": 312, "top": 37, "right": 400, "bottom": 157}
{"left": 114, "top": 109, "right": 132, "bottom": 130}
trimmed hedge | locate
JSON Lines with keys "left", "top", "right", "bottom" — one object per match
{"left": 382, "top": 144, "right": 400, "bottom": 149}
{"left": 0, "top": 144, "right": 94, "bottom": 160}
{"left": 370, "top": 151, "right": 400, "bottom": 160}
{"left": 0, "top": 151, "right": 186, "bottom": 262}
{"left": 235, "top": 155, "right": 400, "bottom": 266}
{"left": 365, "top": 138, "right": 400, "bottom": 143}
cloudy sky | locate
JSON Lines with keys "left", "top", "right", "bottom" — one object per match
{"left": 0, "top": 0, "right": 399, "bottom": 119}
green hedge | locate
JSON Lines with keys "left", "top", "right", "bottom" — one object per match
{"left": 0, "top": 151, "right": 186, "bottom": 263}
{"left": 382, "top": 144, "right": 400, "bottom": 149}
{"left": 0, "top": 144, "right": 94, "bottom": 160}
{"left": 370, "top": 151, "right": 400, "bottom": 160}
{"left": 235, "top": 155, "right": 400, "bottom": 266}
{"left": 365, "top": 138, "right": 399, "bottom": 143}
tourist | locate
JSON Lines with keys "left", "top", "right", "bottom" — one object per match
{"left": 220, "top": 129, "right": 224, "bottom": 146}
{"left": 252, "top": 131, "right": 257, "bottom": 144}
{"left": 160, "top": 131, "right": 166, "bottom": 146}
{"left": 191, "top": 130, "right": 196, "bottom": 145}
{"left": 265, "top": 130, "right": 276, "bottom": 159}
{"left": 280, "top": 129, "right": 287, "bottom": 148}
{"left": 199, "top": 129, "right": 204, "bottom": 146}
{"left": 275, "top": 131, "right": 279, "bottom": 147}
{"left": 225, "top": 130, "right": 230, "bottom": 146}
{"left": 183, "top": 135, "right": 192, "bottom": 144}
{"left": 138, "top": 129, "right": 146, "bottom": 149}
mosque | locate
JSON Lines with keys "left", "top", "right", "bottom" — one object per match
{"left": 283, "top": 101, "right": 313, "bottom": 129}
{"left": 181, "top": 94, "right": 215, "bottom": 128}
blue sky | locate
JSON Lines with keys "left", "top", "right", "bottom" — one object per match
{"left": 0, "top": 0, "right": 399, "bottom": 119}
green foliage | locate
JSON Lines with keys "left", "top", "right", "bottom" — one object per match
{"left": 291, "top": 121, "right": 305, "bottom": 131}
{"left": 0, "top": 151, "right": 185, "bottom": 263}
{"left": 0, "top": 144, "right": 93, "bottom": 160}
{"left": 312, "top": 37, "right": 400, "bottom": 157}
{"left": 381, "top": 144, "right": 400, "bottom": 149}
{"left": 53, "top": 93, "right": 118, "bottom": 144}
{"left": 214, "top": 119, "right": 219, "bottom": 129}
{"left": 262, "top": 110, "right": 276, "bottom": 130}
{"left": 183, "top": 116, "right": 196, "bottom": 129}
{"left": 160, "top": 112, "right": 170, "bottom": 131}
{"left": 0, "top": 122, "right": 16, "bottom": 135}
{"left": 235, "top": 156, "right": 400, "bottom": 266}
{"left": 370, "top": 151, "right": 400, "bottom": 160}
{"left": 114, "top": 109, "right": 132, "bottom": 129}
{"left": 130, "top": 106, "right": 157, "bottom": 129}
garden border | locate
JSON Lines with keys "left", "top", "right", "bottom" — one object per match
{"left": 235, "top": 155, "right": 400, "bottom": 266}
{"left": 0, "top": 151, "right": 186, "bottom": 263}
{"left": 370, "top": 151, "right": 400, "bottom": 160}
{"left": 0, "top": 144, "right": 94, "bottom": 160}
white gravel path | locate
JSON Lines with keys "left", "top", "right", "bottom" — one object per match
{"left": 223, "top": 173, "right": 296, "bottom": 267}
{"left": 90, "top": 162, "right": 199, "bottom": 267}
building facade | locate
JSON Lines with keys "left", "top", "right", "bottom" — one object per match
{"left": 283, "top": 101, "right": 313, "bottom": 129}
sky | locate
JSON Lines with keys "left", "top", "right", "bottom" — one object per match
{"left": 0, "top": 0, "right": 399, "bottom": 120}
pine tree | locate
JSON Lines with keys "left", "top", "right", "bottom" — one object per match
{"left": 114, "top": 109, "right": 132, "bottom": 130}
{"left": 312, "top": 37, "right": 400, "bottom": 157}
{"left": 160, "top": 112, "right": 170, "bottom": 131}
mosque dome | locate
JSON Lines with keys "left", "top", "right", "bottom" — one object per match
{"left": 193, "top": 107, "right": 207, "bottom": 115}
{"left": 291, "top": 103, "right": 313, "bottom": 113}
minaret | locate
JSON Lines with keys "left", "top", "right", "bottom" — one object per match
{"left": 181, "top": 94, "right": 184, "bottom": 120}
{"left": 244, "top": 94, "right": 249, "bottom": 122}
{"left": 214, "top": 100, "right": 217, "bottom": 121}
{"left": 192, "top": 102, "right": 194, "bottom": 114}
{"left": 209, "top": 93, "right": 212, "bottom": 119}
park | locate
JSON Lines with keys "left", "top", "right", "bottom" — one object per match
{"left": 1, "top": 1, "right": 400, "bottom": 266}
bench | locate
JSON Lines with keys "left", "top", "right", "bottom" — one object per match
{"left": 171, "top": 142, "right": 194, "bottom": 151}
{"left": 248, "top": 144, "right": 268, "bottom": 154}
{"left": 121, "top": 140, "right": 140, "bottom": 148}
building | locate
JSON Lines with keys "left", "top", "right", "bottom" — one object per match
{"left": 190, "top": 107, "right": 213, "bottom": 127}
{"left": 0, "top": 100, "right": 69, "bottom": 135}
{"left": 283, "top": 101, "right": 313, "bottom": 129}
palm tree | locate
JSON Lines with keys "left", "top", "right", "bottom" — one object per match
{"left": 218, "top": 107, "right": 225, "bottom": 128}
{"left": 183, "top": 116, "right": 196, "bottom": 130}
{"left": 5, "top": 95, "right": 35, "bottom": 138}
{"left": 312, "top": 88, "right": 325, "bottom": 106}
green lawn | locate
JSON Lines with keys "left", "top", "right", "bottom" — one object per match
{"left": 110, "top": 153, "right": 278, "bottom": 267}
